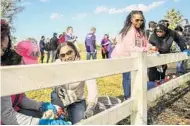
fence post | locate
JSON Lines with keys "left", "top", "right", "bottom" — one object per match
{"left": 131, "top": 52, "right": 148, "bottom": 125}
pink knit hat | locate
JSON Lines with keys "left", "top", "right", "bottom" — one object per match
{"left": 15, "top": 40, "right": 40, "bottom": 64}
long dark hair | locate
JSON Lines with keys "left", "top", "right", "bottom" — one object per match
{"left": 1, "top": 20, "right": 12, "bottom": 53}
{"left": 120, "top": 10, "right": 146, "bottom": 39}
{"left": 1, "top": 20, "right": 18, "bottom": 65}
{"left": 55, "top": 42, "right": 80, "bottom": 60}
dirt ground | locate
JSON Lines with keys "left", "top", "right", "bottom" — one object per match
{"left": 117, "top": 67, "right": 190, "bottom": 125}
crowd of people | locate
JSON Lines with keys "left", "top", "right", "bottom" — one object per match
{"left": 1, "top": 10, "right": 190, "bottom": 125}
{"left": 39, "top": 26, "right": 117, "bottom": 63}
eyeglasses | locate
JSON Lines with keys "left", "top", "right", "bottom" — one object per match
{"left": 60, "top": 50, "right": 73, "bottom": 58}
{"left": 135, "top": 19, "right": 144, "bottom": 22}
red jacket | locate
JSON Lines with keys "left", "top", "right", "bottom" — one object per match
{"left": 58, "top": 35, "right": 65, "bottom": 44}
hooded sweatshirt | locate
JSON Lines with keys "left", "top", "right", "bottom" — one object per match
{"left": 111, "top": 26, "right": 148, "bottom": 58}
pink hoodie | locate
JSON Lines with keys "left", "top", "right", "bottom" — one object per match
{"left": 111, "top": 26, "right": 148, "bottom": 58}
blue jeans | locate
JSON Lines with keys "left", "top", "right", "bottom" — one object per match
{"left": 86, "top": 52, "right": 97, "bottom": 60}
{"left": 19, "top": 109, "right": 42, "bottom": 118}
{"left": 122, "top": 72, "right": 131, "bottom": 99}
{"left": 123, "top": 72, "right": 156, "bottom": 99}
{"left": 51, "top": 91, "right": 86, "bottom": 124}
{"left": 51, "top": 50, "right": 57, "bottom": 63}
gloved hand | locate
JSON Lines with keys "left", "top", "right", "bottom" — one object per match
{"left": 183, "top": 49, "right": 190, "bottom": 56}
{"left": 84, "top": 104, "right": 96, "bottom": 119}
{"left": 39, "top": 119, "right": 72, "bottom": 125}
{"left": 84, "top": 108, "right": 94, "bottom": 119}
{"left": 41, "top": 102, "right": 57, "bottom": 113}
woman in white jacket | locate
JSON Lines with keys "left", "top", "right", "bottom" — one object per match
{"left": 51, "top": 42, "right": 98, "bottom": 124}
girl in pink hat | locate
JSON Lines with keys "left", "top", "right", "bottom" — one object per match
{"left": 1, "top": 36, "right": 70, "bottom": 124}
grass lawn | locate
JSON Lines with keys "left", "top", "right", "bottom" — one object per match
{"left": 26, "top": 44, "right": 189, "bottom": 102}
{"left": 26, "top": 45, "right": 123, "bottom": 102}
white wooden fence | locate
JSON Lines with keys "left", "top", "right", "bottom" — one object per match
{"left": 1, "top": 52, "right": 190, "bottom": 125}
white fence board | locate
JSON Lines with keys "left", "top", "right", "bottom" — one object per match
{"left": 1, "top": 52, "right": 190, "bottom": 125}
{"left": 147, "top": 53, "right": 189, "bottom": 68}
{"left": 77, "top": 98, "right": 135, "bottom": 125}
{"left": 1, "top": 57, "right": 138, "bottom": 96}
{"left": 147, "top": 72, "right": 190, "bottom": 104}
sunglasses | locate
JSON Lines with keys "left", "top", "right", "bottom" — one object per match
{"left": 135, "top": 19, "right": 144, "bottom": 22}
{"left": 60, "top": 50, "right": 73, "bottom": 58}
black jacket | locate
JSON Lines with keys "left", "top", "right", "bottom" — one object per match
{"left": 149, "top": 29, "right": 187, "bottom": 54}
{"left": 50, "top": 36, "right": 58, "bottom": 51}
{"left": 39, "top": 40, "right": 45, "bottom": 51}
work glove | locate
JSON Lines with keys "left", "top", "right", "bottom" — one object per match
{"left": 84, "top": 104, "right": 96, "bottom": 119}
{"left": 84, "top": 108, "right": 94, "bottom": 119}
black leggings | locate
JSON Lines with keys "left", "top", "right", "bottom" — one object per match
{"left": 102, "top": 50, "right": 109, "bottom": 59}
{"left": 148, "top": 65, "right": 167, "bottom": 81}
{"left": 40, "top": 50, "right": 44, "bottom": 63}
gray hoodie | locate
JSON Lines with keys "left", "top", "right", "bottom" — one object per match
{"left": 54, "top": 59, "right": 98, "bottom": 107}
{"left": 1, "top": 94, "right": 42, "bottom": 125}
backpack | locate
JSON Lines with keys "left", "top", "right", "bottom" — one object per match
{"left": 58, "top": 35, "right": 65, "bottom": 45}
{"left": 44, "top": 42, "right": 51, "bottom": 51}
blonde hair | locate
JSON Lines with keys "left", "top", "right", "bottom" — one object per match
{"left": 91, "top": 27, "right": 96, "bottom": 32}
{"left": 66, "top": 26, "right": 73, "bottom": 32}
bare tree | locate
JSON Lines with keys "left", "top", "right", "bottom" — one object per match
{"left": 1, "top": 0, "right": 24, "bottom": 31}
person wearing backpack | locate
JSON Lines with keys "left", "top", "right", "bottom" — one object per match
{"left": 65, "top": 26, "right": 79, "bottom": 51}
{"left": 58, "top": 32, "right": 66, "bottom": 45}
{"left": 85, "top": 27, "right": 97, "bottom": 60}
{"left": 50, "top": 33, "right": 58, "bottom": 62}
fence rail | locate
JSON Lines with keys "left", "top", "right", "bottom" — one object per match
{"left": 1, "top": 52, "right": 190, "bottom": 125}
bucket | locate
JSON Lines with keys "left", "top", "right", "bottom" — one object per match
{"left": 94, "top": 96, "right": 121, "bottom": 114}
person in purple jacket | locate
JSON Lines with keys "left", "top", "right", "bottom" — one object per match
{"left": 85, "top": 27, "right": 97, "bottom": 60}
{"left": 65, "top": 26, "right": 79, "bottom": 51}
{"left": 101, "top": 34, "right": 111, "bottom": 59}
